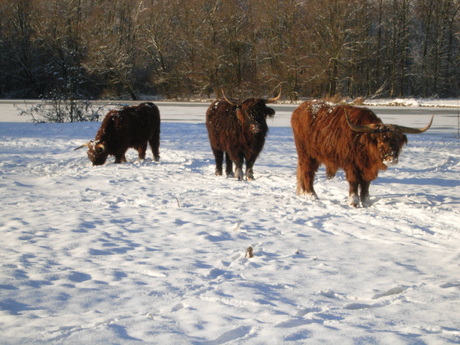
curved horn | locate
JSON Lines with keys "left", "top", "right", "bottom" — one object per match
{"left": 345, "top": 108, "right": 377, "bottom": 133}
{"left": 395, "top": 115, "right": 434, "bottom": 134}
{"left": 96, "top": 142, "right": 106, "bottom": 152}
{"left": 221, "top": 89, "right": 241, "bottom": 107}
{"left": 74, "top": 142, "right": 91, "bottom": 151}
{"left": 266, "top": 87, "right": 282, "bottom": 103}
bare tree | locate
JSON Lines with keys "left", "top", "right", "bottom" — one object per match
{"left": 0, "top": 0, "right": 459, "bottom": 99}
{"left": 0, "top": 0, "right": 44, "bottom": 96}
{"left": 83, "top": 0, "right": 143, "bottom": 99}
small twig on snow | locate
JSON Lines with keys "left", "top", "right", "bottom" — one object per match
{"left": 245, "top": 246, "right": 254, "bottom": 258}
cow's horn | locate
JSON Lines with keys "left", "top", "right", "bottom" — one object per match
{"left": 267, "top": 87, "right": 282, "bottom": 103}
{"left": 395, "top": 115, "right": 434, "bottom": 134}
{"left": 221, "top": 89, "right": 241, "bottom": 107}
{"left": 345, "top": 108, "right": 377, "bottom": 133}
{"left": 96, "top": 142, "right": 106, "bottom": 151}
{"left": 74, "top": 142, "right": 90, "bottom": 151}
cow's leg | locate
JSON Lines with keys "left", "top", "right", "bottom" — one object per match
{"left": 114, "top": 154, "right": 127, "bottom": 163}
{"left": 213, "top": 149, "right": 224, "bottom": 176}
{"left": 296, "top": 156, "right": 319, "bottom": 198}
{"left": 348, "top": 181, "right": 360, "bottom": 207}
{"left": 326, "top": 166, "right": 338, "bottom": 179}
{"left": 244, "top": 155, "right": 256, "bottom": 181}
{"left": 245, "top": 162, "right": 254, "bottom": 181}
{"left": 137, "top": 143, "right": 147, "bottom": 160}
{"left": 234, "top": 154, "right": 245, "bottom": 181}
{"left": 359, "top": 180, "right": 372, "bottom": 207}
{"left": 149, "top": 133, "right": 160, "bottom": 162}
{"left": 345, "top": 170, "right": 360, "bottom": 207}
{"left": 113, "top": 149, "right": 127, "bottom": 163}
{"left": 225, "top": 152, "right": 234, "bottom": 177}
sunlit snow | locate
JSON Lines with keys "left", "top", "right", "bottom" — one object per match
{"left": 0, "top": 101, "right": 459, "bottom": 344}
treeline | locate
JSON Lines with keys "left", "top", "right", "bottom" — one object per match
{"left": 0, "top": 0, "right": 459, "bottom": 100}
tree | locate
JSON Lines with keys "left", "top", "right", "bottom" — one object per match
{"left": 0, "top": 0, "right": 459, "bottom": 99}
{"left": 0, "top": 0, "right": 45, "bottom": 97}
{"left": 83, "top": 0, "right": 143, "bottom": 99}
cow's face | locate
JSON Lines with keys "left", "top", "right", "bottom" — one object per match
{"left": 239, "top": 99, "right": 274, "bottom": 134}
{"left": 372, "top": 125, "right": 408, "bottom": 166}
{"left": 87, "top": 140, "right": 109, "bottom": 166}
{"left": 345, "top": 109, "right": 432, "bottom": 167}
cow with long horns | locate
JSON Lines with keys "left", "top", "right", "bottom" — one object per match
{"left": 75, "top": 102, "right": 160, "bottom": 165}
{"left": 291, "top": 101, "right": 433, "bottom": 207}
{"left": 206, "top": 89, "right": 281, "bottom": 180}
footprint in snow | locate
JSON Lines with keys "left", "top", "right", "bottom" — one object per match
{"left": 372, "top": 286, "right": 406, "bottom": 299}
{"left": 344, "top": 301, "right": 390, "bottom": 310}
{"left": 202, "top": 325, "right": 252, "bottom": 345}
{"left": 440, "top": 281, "right": 460, "bottom": 289}
{"left": 171, "top": 302, "right": 187, "bottom": 312}
{"left": 275, "top": 318, "right": 322, "bottom": 328}
{"left": 68, "top": 271, "right": 92, "bottom": 283}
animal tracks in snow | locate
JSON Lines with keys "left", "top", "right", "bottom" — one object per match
{"left": 315, "top": 285, "right": 408, "bottom": 312}
{"left": 440, "top": 281, "right": 460, "bottom": 289}
{"left": 344, "top": 301, "right": 391, "bottom": 310}
{"left": 372, "top": 286, "right": 407, "bottom": 299}
{"left": 202, "top": 325, "right": 253, "bottom": 345}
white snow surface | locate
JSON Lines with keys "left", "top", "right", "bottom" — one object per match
{"left": 1, "top": 101, "right": 460, "bottom": 344}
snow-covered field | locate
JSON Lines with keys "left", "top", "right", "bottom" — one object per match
{"left": 0, "top": 101, "right": 459, "bottom": 344}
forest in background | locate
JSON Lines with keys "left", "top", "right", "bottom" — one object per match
{"left": 0, "top": 0, "right": 459, "bottom": 101}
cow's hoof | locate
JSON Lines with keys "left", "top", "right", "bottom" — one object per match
{"left": 349, "top": 194, "right": 359, "bottom": 207}
{"left": 308, "top": 192, "right": 318, "bottom": 200}
{"left": 361, "top": 196, "right": 372, "bottom": 207}
{"left": 296, "top": 189, "right": 318, "bottom": 200}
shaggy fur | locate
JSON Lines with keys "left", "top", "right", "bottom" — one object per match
{"left": 291, "top": 101, "right": 408, "bottom": 207}
{"left": 206, "top": 98, "right": 275, "bottom": 180}
{"left": 88, "top": 102, "right": 160, "bottom": 165}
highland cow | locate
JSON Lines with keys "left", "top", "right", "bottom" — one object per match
{"left": 291, "top": 101, "right": 433, "bottom": 207}
{"left": 206, "top": 90, "right": 280, "bottom": 180}
{"left": 76, "top": 102, "right": 160, "bottom": 165}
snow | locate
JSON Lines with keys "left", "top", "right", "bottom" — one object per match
{"left": 363, "top": 98, "right": 460, "bottom": 108}
{"left": 1, "top": 101, "right": 459, "bottom": 344}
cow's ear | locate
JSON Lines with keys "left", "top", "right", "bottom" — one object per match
{"left": 236, "top": 108, "right": 245, "bottom": 124}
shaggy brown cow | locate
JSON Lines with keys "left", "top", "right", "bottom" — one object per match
{"left": 206, "top": 90, "right": 281, "bottom": 180}
{"left": 291, "top": 101, "right": 433, "bottom": 207}
{"left": 75, "top": 102, "right": 160, "bottom": 165}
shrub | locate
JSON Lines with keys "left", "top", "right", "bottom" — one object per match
{"left": 18, "top": 92, "right": 104, "bottom": 123}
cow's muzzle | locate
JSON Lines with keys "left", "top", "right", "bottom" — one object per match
{"left": 383, "top": 156, "right": 398, "bottom": 166}
{"left": 250, "top": 124, "right": 261, "bottom": 134}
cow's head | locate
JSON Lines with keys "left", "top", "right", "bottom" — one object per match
{"left": 222, "top": 89, "right": 281, "bottom": 134}
{"left": 74, "top": 140, "right": 108, "bottom": 166}
{"left": 345, "top": 110, "right": 433, "bottom": 166}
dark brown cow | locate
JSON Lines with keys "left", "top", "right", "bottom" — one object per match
{"left": 206, "top": 90, "right": 281, "bottom": 180}
{"left": 291, "top": 101, "right": 433, "bottom": 207}
{"left": 76, "top": 102, "right": 160, "bottom": 165}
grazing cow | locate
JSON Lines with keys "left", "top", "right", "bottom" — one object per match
{"left": 291, "top": 101, "right": 433, "bottom": 207}
{"left": 75, "top": 102, "right": 160, "bottom": 165}
{"left": 205, "top": 90, "right": 281, "bottom": 180}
